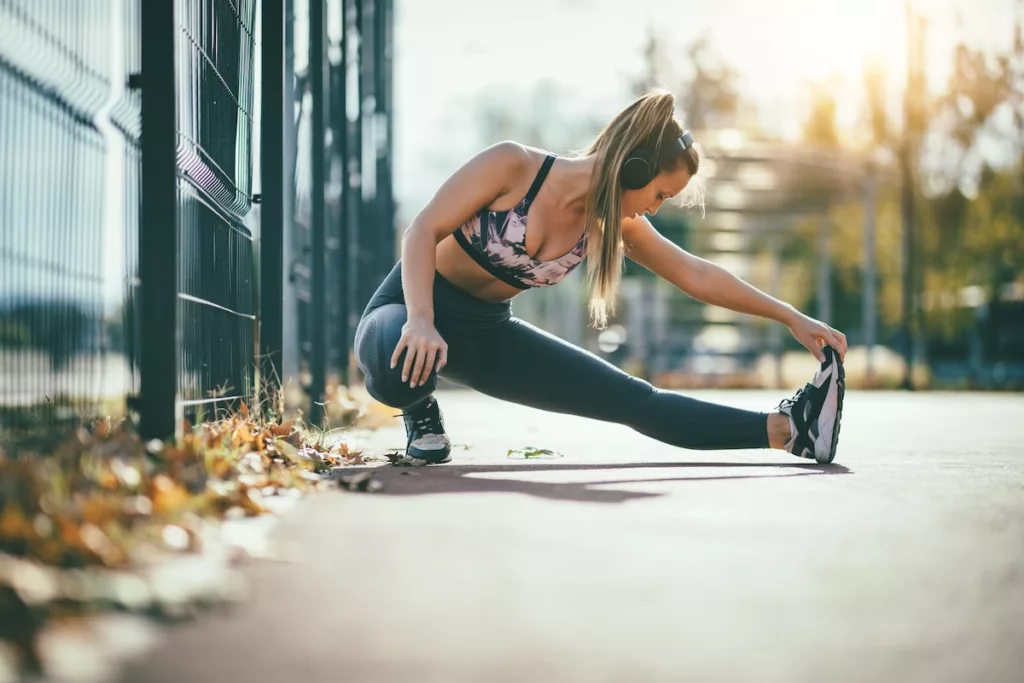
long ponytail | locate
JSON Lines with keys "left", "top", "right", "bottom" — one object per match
{"left": 581, "top": 90, "right": 687, "bottom": 328}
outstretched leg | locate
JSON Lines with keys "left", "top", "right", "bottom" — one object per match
{"left": 447, "top": 317, "right": 772, "bottom": 451}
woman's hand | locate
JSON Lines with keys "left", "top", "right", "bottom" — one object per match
{"left": 390, "top": 316, "right": 449, "bottom": 388}
{"left": 786, "top": 310, "right": 848, "bottom": 363}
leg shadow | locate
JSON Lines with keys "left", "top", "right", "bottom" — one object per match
{"left": 332, "top": 461, "right": 853, "bottom": 505}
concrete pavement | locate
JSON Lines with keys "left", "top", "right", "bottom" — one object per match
{"left": 122, "top": 390, "right": 1024, "bottom": 683}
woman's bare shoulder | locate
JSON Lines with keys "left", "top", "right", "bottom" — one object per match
{"left": 478, "top": 141, "right": 554, "bottom": 180}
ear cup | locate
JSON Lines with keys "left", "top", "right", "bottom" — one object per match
{"left": 620, "top": 147, "right": 656, "bottom": 190}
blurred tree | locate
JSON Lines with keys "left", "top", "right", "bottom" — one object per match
{"left": 931, "top": 39, "right": 1017, "bottom": 192}
{"left": 802, "top": 83, "right": 841, "bottom": 149}
{"left": 475, "top": 79, "right": 604, "bottom": 153}
{"left": 623, "top": 29, "right": 743, "bottom": 263}
{"left": 919, "top": 16, "right": 1024, "bottom": 354}
{"left": 631, "top": 28, "right": 740, "bottom": 130}
{"left": 679, "top": 33, "right": 740, "bottom": 130}
{"left": 863, "top": 57, "right": 892, "bottom": 148}
{"left": 630, "top": 23, "right": 669, "bottom": 98}
{"left": 795, "top": 11, "right": 1024, "bottom": 376}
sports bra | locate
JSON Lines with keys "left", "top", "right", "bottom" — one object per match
{"left": 452, "top": 155, "right": 587, "bottom": 289}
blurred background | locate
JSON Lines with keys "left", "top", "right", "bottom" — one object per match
{"left": 1, "top": 0, "right": 1023, "bottom": 446}
{"left": 395, "top": 0, "right": 1024, "bottom": 394}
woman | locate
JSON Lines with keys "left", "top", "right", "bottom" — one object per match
{"left": 354, "top": 90, "right": 847, "bottom": 466}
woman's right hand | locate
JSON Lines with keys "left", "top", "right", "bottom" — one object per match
{"left": 390, "top": 316, "right": 448, "bottom": 388}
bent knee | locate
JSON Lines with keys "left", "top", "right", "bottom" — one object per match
{"left": 355, "top": 304, "right": 437, "bottom": 410}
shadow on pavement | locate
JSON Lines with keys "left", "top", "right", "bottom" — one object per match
{"left": 334, "top": 461, "right": 852, "bottom": 505}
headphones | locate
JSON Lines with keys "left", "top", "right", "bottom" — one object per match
{"left": 620, "top": 130, "right": 695, "bottom": 190}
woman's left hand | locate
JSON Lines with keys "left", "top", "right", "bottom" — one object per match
{"left": 786, "top": 310, "right": 848, "bottom": 363}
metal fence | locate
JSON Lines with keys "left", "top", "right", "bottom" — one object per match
{"left": 0, "top": 1, "right": 114, "bottom": 441}
{"left": 276, "top": 0, "right": 395, "bottom": 425}
{"left": 0, "top": 0, "right": 395, "bottom": 445}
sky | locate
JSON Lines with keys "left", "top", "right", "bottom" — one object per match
{"left": 392, "top": 0, "right": 1019, "bottom": 219}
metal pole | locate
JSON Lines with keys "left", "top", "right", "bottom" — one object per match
{"left": 862, "top": 166, "right": 877, "bottom": 383}
{"left": 332, "top": 0, "right": 351, "bottom": 385}
{"left": 309, "top": 0, "right": 327, "bottom": 426}
{"left": 358, "top": 0, "right": 376, "bottom": 312}
{"left": 900, "top": 149, "right": 915, "bottom": 389}
{"left": 375, "top": 0, "right": 394, "bottom": 280}
{"left": 260, "top": 0, "right": 286, "bottom": 406}
{"left": 281, "top": 0, "right": 299, "bottom": 382}
{"left": 770, "top": 235, "right": 784, "bottom": 388}
{"left": 900, "top": 1, "right": 923, "bottom": 390}
{"left": 140, "top": 0, "right": 179, "bottom": 440}
{"left": 346, "top": 0, "right": 363, "bottom": 352}
{"left": 817, "top": 213, "right": 832, "bottom": 325}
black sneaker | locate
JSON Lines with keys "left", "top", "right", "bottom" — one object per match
{"left": 776, "top": 345, "right": 846, "bottom": 464}
{"left": 401, "top": 397, "right": 452, "bottom": 464}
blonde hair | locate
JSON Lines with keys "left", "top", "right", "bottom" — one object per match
{"left": 582, "top": 89, "right": 703, "bottom": 328}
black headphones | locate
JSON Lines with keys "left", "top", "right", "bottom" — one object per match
{"left": 620, "top": 130, "right": 695, "bottom": 190}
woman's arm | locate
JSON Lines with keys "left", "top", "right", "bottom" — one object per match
{"left": 393, "top": 141, "right": 530, "bottom": 387}
{"left": 622, "top": 216, "right": 847, "bottom": 361}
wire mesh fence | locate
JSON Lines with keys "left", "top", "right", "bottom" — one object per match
{"left": 0, "top": 0, "right": 114, "bottom": 440}
{"left": 283, "top": 0, "right": 395, "bottom": 424}
{"left": 1, "top": 0, "right": 396, "bottom": 445}
{"left": 175, "top": 0, "right": 259, "bottom": 417}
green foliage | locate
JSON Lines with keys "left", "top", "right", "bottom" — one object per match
{"left": 790, "top": 16, "right": 1024, "bottom": 353}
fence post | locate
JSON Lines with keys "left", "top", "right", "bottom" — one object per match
{"left": 333, "top": 0, "right": 352, "bottom": 385}
{"left": 862, "top": 166, "right": 877, "bottom": 383}
{"left": 309, "top": 0, "right": 328, "bottom": 426}
{"left": 261, "top": 0, "right": 286, "bottom": 407}
{"left": 375, "top": 0, "right": 394, "bottom": 280}
{"left": 281, "top": 0, "right": 299, "bottom": 382}
{"left": 357, "top": 0, "right": 375, "bottom": 313}
{"left": 345, "top": 0, "right": 364, "bottom": 364}
{"left": 139, "top": 0, "right": 179, "bottom": 441}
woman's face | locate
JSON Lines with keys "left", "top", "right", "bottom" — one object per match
{"left": 621, "top": 166, "right": 693, "bottom": 220}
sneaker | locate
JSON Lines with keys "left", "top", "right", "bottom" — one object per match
{"left": 401, "top": 397, "right": 452, "bottom": 464}
{"left": 776, "top": 345, "right": 846, "bottom": 464}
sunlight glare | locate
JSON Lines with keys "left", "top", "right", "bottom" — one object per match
{"left": 785, "top": 0, "right": 905, "bottom": 83}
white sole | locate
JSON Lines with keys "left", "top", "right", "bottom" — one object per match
{"left": 813, "top": 354, "right": 845, "bottom": 464}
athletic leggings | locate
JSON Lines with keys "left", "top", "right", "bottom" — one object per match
{"left": 354, "top": 262, "right": 770, "bottom": 451}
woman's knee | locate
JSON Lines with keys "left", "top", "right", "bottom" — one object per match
{"left": 354, "top": 304, "right": 437, "bottom": 409}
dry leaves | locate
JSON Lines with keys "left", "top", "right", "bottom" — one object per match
{"left": 0, "top": 402, "right": 371, "bottom": 675}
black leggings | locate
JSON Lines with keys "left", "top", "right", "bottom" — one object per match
{"left": 354, "top": 262, "right": 770, "bottom": 451}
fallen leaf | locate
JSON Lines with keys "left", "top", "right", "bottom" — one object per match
{"left": 149, "top": 475, "right": 190, "bottom": 516}
{"left": 0, "top": 504, "right": 31, "bottom": 540}
{"left": 507, "top": 446, "right": 563, "bottom": 460}
{"left": 270, "top": 420, "right": 293, "bottom": 436}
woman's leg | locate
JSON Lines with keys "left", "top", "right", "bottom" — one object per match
{"left": 354, "top": 303, "right": 436, "bottom": 410}
{"left": 354, "top": 301, "right": 467, "bottom": 462}
{"left": 451, "top": 317, "right": 771, "bottom": 451}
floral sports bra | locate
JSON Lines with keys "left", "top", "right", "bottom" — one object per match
{"left": 452, "top": 155, "right": 587, "bottom": 289}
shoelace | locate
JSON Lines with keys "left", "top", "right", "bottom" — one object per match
{"left": 777, "top": 385, "right": 804, "bottom": 412}
{"left": 395, "top": 404, "right": 444, "bottom": 436}
{"left": 410, "top": 414, "right": 441, "bottom": 435}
